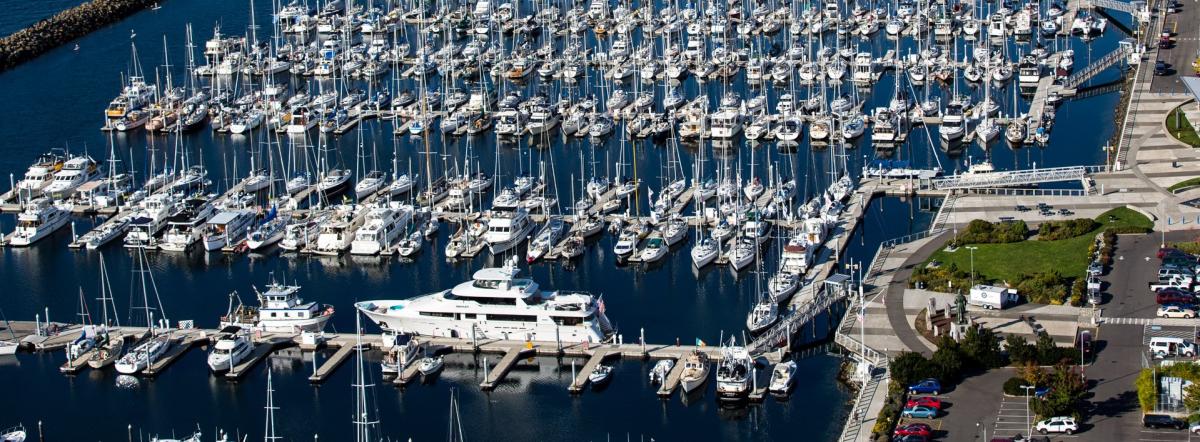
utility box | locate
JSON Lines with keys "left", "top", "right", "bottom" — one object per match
{"left": 969, "top": 284, "right": 1019, "bottom": 310}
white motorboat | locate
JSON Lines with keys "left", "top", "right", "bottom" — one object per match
{"left": 15, "top": 153, "right": 64, "bottom": 198}
{"left": 6, "top": 198, "right": 70, "bottom": 246}
{"left": 42, "top": 155, "right": 99, "bottom": 199}
{"left": 638, "top": 237, "right": 669, "bottom": 263}
{"left": 485, "top": 206, "right": 535, "bottom": 255}
{"left": 588, "top": 364, "right": 613, "bottom": 386}
{"left": 768, "top": 360, "right": 797, "bottom": 395}
{"left": 649, "top": 359, "right": 675, "bottom": 384}
{"left": 417, "top": 355, "right": 444, "bottom": 376}
{"left": 350, "top": 205, "right": 413, "bottom": 255}
{"left": 202, "top": 210, "right": 257, "bottom": 251}
{"left": 355, "top": 258, "right": 613, "bottom": 343}
{"left": 206, "top": 333, "right": 254, "bottom": 373}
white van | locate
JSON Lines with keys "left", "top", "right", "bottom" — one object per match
{"left": 1149, "top": 337, "right": 1196, "bottom": 357}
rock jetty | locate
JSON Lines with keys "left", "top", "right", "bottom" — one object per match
{"left": 0, "top": 0, "right": 160, "bottom": 72}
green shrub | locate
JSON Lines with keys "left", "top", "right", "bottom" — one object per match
{"left": 1014, "top": 270, "right": 1073, "bottom": 305}
{"left": 890, "top": 351, "right": 936, "bottom": 387}
{"left": 952, "top": 219, "right": 1029, "bottom": 246}
{"left": 1003, "top": 376, "right": 1033, "bottom": 396}
{"left": 1171, "top": 241, "right": 1200, "bottom": 255}
{"left": 1037, "top": 219, "right": 1099, "bottom": 241}
{"left": 1105, "top": 226, "right": 1152, "bottom": 234}
{"left": 910, "top": 262, "right": 977, "bottom": 291}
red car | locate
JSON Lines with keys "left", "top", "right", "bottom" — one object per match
{"left": 905, "top": 396, "right": 943, "bottom": 410}
{"left": 894, "top": 423, "right": 933, "bottom": 438}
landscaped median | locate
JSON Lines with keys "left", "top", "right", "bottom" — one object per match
{"left": 1167, "top": 106, "right": 1200, "bottom": 148}
{"left": 912, "top": 208, "right": 1153, "bottom": 306}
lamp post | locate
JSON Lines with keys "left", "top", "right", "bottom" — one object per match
{"left": 966, "top": 246, "right": 979, "bottom": 288}
{"left": 1021, "top": 385, "right": 1036, "bottom": 437}
{"left": 849, "top": 260, "right": 863, "bottom": 352}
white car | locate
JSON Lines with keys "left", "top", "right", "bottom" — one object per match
{"left": 1158, "top": 305, "right": 1197, "bottom": 319}
{"left": 1036, "top": 416, "right": 1078, "bottom": 435}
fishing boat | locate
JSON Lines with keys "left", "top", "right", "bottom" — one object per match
{"left": 356, "top": 258, "right": 613, "bottom": 343}
{"left": 219, "top": 280, "right": 334, "bottom": 333}
{"left": 715, "top": 340, "right": 753, "bottom": 401}
{"left": 679, "top": 350, "right": 710, "bottom": 393}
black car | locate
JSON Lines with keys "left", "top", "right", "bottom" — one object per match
{"left": 1155, "top": 61, "right": 1169, "bottom": 76}
{"left": 1143, "top": 414, "right": 1186, "bottom": 429}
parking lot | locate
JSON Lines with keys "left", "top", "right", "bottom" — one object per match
{"left": 1152, "top": 0, "right": 1200, "bottom": 94}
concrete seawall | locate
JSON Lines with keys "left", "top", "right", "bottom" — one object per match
{"left": 0, "top": 0, "right": 159, "bottom": 72}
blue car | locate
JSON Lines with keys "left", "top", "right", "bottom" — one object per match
{"left": 908, "top": 379, "right": 942, "bottom": 395}
{"left": 901, "top": 405, "right": 939, "bottom": 419}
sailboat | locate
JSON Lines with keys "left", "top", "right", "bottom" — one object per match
{"left": 88, "top": 255, "right": 123, "bottom": 368}
{"left": 0, "top": 307, "right": 17, "bottom": 356}
{"left": 114, "top": 248, "right": 172, "bottom": 375}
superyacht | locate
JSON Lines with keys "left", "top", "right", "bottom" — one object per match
{"left": 356, "top": 258, "right": 613, "bottom": 343}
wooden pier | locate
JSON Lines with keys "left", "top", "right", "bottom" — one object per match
{"left": 480, "top": 346, "right": 535, "bottom": 390}
{"left": 309, "top": 341, "right": 365, "bottom": 383}
{"left": 655, "top": 356, "right": 687, "bottom": 397}
{"left": 568, "top": 348, "right": 618, "bottom": 393}
{"left": 226, "top": 337, "right": 293, "bottom": 380}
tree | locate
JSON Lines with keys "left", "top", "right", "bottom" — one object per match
{"left": 890, "top": 352, "right": 933, "bottom": 386}
{"left": 1030, "top": 362, "right": 1086, "bottom": 419}
{"left": 1184, "top": 383, "right": 1200, "bottom": 413}
{"left": 932, "top": 336, "right": 966, "bottom": 382}
{"left": 962, "top": 326, "right": 1005, "bottom": 368}
{"left": 1006, "top": 334, "right": 1036, "bottom": 365}
{"left": 1036, "top": 332, "right": 1064, "bottom": 365}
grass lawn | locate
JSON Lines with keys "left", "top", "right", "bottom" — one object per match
{"left": 1168, "top": 177, "right": 1200, "bottom": 193}
{"left": 926, "top": 208, "right": 1153, "bottom": 284}
{"left": 1167, "top": 107, "right": 1200, "bottom": 148}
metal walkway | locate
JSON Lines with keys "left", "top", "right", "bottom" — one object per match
{"left": 747, "top": 280, "right": 849, "bottom": 356}
{"left": 1062, "top": 42, "right": 1135, "bottom": 90}
{"left": 928, "top": 166, "right": 1088, "bottom": 190}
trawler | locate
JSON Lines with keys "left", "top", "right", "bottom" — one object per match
{"left": 356, "top": 258, "right": 613, "bottom": 343}
{"left": 485, "top": 206, "right": 535, "bottom": 255}
{"left": 715, "top": 340, "right": 753, "bottom": 401}
{"left": 220, "top": 281, "right": 334, "bottom": 333}
{"left": 350, "top": 205, "right": 413, "bottom": 255}
{"left": 42, "top": 155, "right": 100, "bottom": 199}
{"left": 7, "top": 198, "right": 70, "bottom": 246}
{"left": 15, "top": 153, "right": 64, "bottom": 198}
{"left": 202, "top": 210, "right": 257, "bottom": 251}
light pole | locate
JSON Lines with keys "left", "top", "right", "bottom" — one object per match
{"left": 849, "top": 260, "right": 864, "bottom": 352}
{"left": 966, "top": 246, "right": 979, "bottom": 288}
{"left": 1021, "top": 385, "right": 1036, "bottom": 437}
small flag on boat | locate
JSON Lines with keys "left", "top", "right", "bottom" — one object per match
{"left": 695, "top": 338, "right": 706, "bottom": 347}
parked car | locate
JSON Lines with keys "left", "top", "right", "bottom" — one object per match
{"left": 905, "top": 396, "right": 943, "bottom": 410}
{"left": 1190, "top": 421, "right": 1200, "bottom": 435}
{"left": 908, "top": 378, "right": 942, "bottom": 395}
{"left": 1149, "top": 337, "right": 1196, "bottom": 357}
{"left": 1155, "top": 61, "right": 1169, "bottom": 76}
{"left": 1155, "top": 291, "right": 1195, "bottom": 306}
{"left": 1036, "top": 416, "right": 1078, "bottom": 434}
{"left": 893, "top": 423, "right": 933, "bottom": 437}
{"left": 901, "top": 405, "right": 939, "bottom": 419}
{"left": 1144, "top": 414, "right": 1187, "bottom": 430}
{"left": 892, "top": 435, "right": 929, "bottom": 442}
{"left": 1077, "top": 330, "right": 1093, "bottom": 358}
{"left": 1159, "top": 305, "right": 1197, "bottom": 318}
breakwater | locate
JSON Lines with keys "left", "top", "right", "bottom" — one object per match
{"left": 0, "top": 0, "right": 159, "bottom": 72}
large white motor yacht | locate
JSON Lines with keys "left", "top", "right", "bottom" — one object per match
{"left": 356, "top": 258, "right": 613, "bottom": 343}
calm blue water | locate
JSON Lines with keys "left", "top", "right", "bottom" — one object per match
{"left": 0, "top": 0, "right": 88, "bottom": 37}
{"left": 0, "top": 0, "right": 1119, "bottom": 438}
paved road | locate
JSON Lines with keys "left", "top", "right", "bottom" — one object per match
{"left": 884, "top": 231, "right": 953, "bottom": 357}
{"left": 1152, "top": 0, "right": 1200, "bottom": 93}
